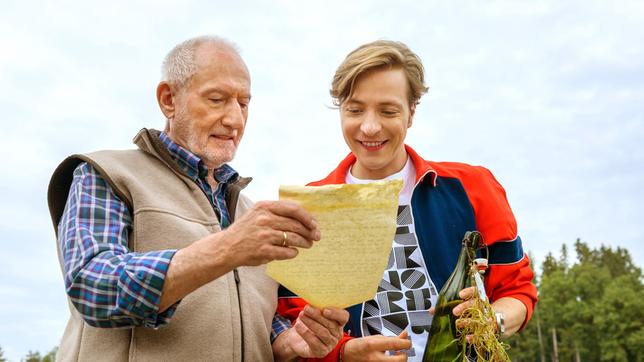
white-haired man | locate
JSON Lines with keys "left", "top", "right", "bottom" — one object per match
{"left": 47, "top": 35, "right": 348, "bottom": 361}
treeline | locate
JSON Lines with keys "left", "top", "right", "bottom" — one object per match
{"left": 0, "top": 347, "right": 56, "bottom": 362}
{"left": 508, "top": 239, "right": 644, "bottom": 361}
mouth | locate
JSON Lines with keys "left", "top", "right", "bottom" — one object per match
{"left": 210, "top": 134, "right": 235, "bottom": 141}
{"left": 359, "top": 140, "right": 387, "bottom": 151}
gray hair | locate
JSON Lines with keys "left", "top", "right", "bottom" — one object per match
{"left": 161, "top": 35, "right": 241, "bottom": 89}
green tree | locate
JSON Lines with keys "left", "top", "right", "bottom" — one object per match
{"left": 507, "top": 240, "right": 644, "bottom": 361}
{"left": 541, "top": 244, "right": 569, "bottom": 276}
{"left": 595, "top": 273, "right": 644, "bottom": 361}
{"left": 23, "top": 350, "right": 41, "bottom": 362}
{"left": 42, "top": 346, "right": 57, "bottom": 362}
{"left": 0, "top": 345, "right": 7, "bottom": 362}
{"left": 507, "top": 252, "right": 543, "bottom": 361}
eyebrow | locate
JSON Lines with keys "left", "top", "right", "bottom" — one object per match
{"left": 203, "top": 87, "right": 251, "bottom": 99}
{"left": 344, "top": 99, "right": 403, "bottom": 107}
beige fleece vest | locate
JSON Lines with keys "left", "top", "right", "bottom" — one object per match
{"left": 47, "top": 129, "right": 277, "bottom": 362}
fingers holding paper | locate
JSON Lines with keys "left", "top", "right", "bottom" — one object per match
{"left": 273, "top": 305, "right": 349, "bottom": 360}
{"left": 298, "top": 305, "right": 349, "bottom": 342}
{"left": 219, "top": 200, "right": 321, "bottom": 267}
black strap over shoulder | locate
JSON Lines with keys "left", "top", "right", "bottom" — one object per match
{"left": 47, "top": 156, "right": 86, "bottom": 236}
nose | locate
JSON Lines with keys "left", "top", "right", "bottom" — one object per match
{"left": 222, "top": 99, "right": 246, "bottom": 129}
{"left": 360, "top": 110, "right": 382, "bottom": 136}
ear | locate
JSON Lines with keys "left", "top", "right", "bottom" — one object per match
{"left": 407, "top": 103, "right": 416, "bottom": 128}
{"left": 156, "top": 81, "right": 176, "bottom": 120}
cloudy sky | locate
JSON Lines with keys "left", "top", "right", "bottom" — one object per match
{"left": 1, "top": 0, "right": 643, "bottom": 360}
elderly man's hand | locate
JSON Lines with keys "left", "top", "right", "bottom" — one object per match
{"left": 219, "top": 200, "right": 321, "bottom": 267}
{"left": 273, "top": 305, "right": 349, "bottom": 361}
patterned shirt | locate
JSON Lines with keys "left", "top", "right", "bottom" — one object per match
{"left": 347, "top": 158, "right": 438, "bottom": 361}
{"left": 58, "top": 131, "right": 290, "bottom": 339}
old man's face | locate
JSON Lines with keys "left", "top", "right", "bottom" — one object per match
{"left": 169, "top": 43, "right": 251, "bottom": 169}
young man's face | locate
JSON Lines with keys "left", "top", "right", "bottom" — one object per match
{"left": 168, "top": 44, "right": 251, "bottom": 169}
{"left": 340, "top": 67, "right": 415, "bottom": 180}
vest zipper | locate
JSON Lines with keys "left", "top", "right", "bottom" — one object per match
{"left": 233, "top": 268, "right": 244, "bottom": 362}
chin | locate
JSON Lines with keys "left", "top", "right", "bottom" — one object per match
{"left": 203, "top": 149, "right": 236, "bottom": 167}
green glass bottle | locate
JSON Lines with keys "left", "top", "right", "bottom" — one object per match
{"left": 422, "top": 231, "right": 481, "bottom": 361}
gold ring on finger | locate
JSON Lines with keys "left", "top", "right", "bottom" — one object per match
{"left": 282, "top": 231, "right": 288, "bottom": 247}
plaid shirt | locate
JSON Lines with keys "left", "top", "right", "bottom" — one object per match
{"left": 58, "top": 131, "right": 290, "bottom": 339}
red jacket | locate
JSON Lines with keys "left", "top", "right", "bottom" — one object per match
{"left": 277, "top": 145, "right": 537, "bottom": 361}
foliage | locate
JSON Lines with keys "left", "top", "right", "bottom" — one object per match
{"left": 458, "top": 280, "right": 510, "bottom": 361}
{"left": 19, "top": 346, "right": 57, "bottom": 362}
{"left": 41, "top": 347, "right": 57, "bottom": 362}
{"left": 507, "top": 239, "right": 644, "bottom": 362}
{"left": 0, "top": 346, "right": 6, "bottom": 362}
{"left": 23, "top": 350, "right": 41, "bottom": 362}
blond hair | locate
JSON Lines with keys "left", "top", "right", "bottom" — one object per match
{"left": 330, "top": 40, "right": 428, "bottom": 106}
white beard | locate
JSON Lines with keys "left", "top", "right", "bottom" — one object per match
{"left": 171, "top": 109, "right": 238, "bottom": 169}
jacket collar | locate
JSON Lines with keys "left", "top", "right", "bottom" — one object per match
{"left": 132, "top": 128, "right": 252, "bottom": 189}
{"left": 309, "top": 144, "right": 437, "bottom": 186}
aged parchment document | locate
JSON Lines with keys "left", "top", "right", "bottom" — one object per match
{"left": 266, "top": 179, "right": 402, "bottom": 308}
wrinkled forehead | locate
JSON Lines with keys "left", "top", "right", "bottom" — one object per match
{"left": 183, "top": 44, "right": 251, "bottom": 96}
{"left": 194, "top": 43, "right": 249, "bottom": 78}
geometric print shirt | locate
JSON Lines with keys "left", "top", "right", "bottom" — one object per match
{"left": 346, "top": 158, "right": 439, "bottom": 361}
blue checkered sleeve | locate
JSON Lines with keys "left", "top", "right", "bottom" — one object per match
{"left": 271, "top": 313, "right": 292, "bottom": 343}
{"left": 58, "top": 162, "right": 179, "bottom": 328}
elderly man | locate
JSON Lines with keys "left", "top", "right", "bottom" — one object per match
{"left": 47, "top": 35, "right": 348, "bottom": 361}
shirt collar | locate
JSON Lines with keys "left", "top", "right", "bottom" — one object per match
{"left": 309, "top": 144, "right": 437, "bottom": 187}
{"left": 159, "top": 131, "right": 238, "bottom": 184}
